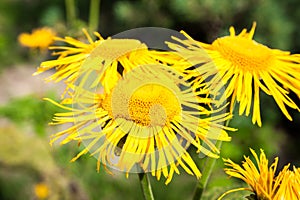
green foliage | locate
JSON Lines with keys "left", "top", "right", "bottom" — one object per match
{"left": 0, "top": 125, "right": 86, "bottom": 200}
{"left": 40, "top": 5, "right": 64, "bottom": 27}
{"left": 221, "top": 115, "right": 285, "bottom": 162}
{"left": 203, "top": 185, "right": 252, "bottom": 200}
{"left": 0, "top": 168, "right": 35, "bottom": 200}
{"left": 219, "top": 92, "right": 286, "bottom": 163}
{"left": 246, "top": 194, "right": 258, "bottom": 200}
{"left": 1, "top": 0, "right": 300, "bottom": 66}
{"left": 111, "top": 0, "right": 299, "bottom": 51}
{"left": 0, "top": 92, "right": 62, "bottom": 136}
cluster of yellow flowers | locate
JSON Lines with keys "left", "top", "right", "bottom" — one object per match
{"left": 36, "top": 28, "right": 234, "bottom": 184}
{"left": 35, "top": 22, "right": 300, "bottom": 198}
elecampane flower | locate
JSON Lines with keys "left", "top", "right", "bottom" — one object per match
{"left": 34, "top": 29, "right": 180, "bottom": 96}
{"left": 275, "top": 166, "right": 300, "bottom": 199}
{"left": 167, "top": 22, "right": 300, "bottom": 126}
{"left": 18, "top": 27, "right": 56, "bottom": 50}
{"left": 219, "top": 149, "right": 300, "bottom": 200}
{"left": 44, "top": 34, "right": 234, "bottom": 184}
{"left": 33, "top": 29, "right": 105, "bottom": 84}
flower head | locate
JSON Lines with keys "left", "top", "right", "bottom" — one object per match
{"left": 33, "top": 29, "right": 104, "bottom": 84}
{"left": 168, "top": 22, "right": 300, "bottom": 126}
{"left": 34, "top": 29, "right": 176, "bottom": 95}
{"left": 18, "top": 27, "right": 56, "bottom": 50}
{"left": 218, "top": 149, "right": 300, "bottom": 200}
{"left": 41, "top": 30, "right": 234, "bottom": 184}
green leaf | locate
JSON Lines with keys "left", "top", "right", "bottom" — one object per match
{"left": 245, "top": 194, "right": 258, "bottom": 200}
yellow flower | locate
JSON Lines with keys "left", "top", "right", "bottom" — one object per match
{"left": 167, "top": 22, "right": 300, "bottom": 126}
{"left": 18, "top": 27, "right": 56, "bottom": 50}
{"left": 43, "top": 35, "right": 234, "bottom": 184}
{"left": 218, "top": 149, "right": 300, "bottom": 200}
{"left": 34, "top": 29, "right": 177, "bottom": 95}
{"left": 276, "top": 166, "right": 300, "bottom": 200}
{"left": 34, "top": 29, "right": 103, "bottom": 84}
{"left": 34, "top": 182, "right": 49, "bottom": 199}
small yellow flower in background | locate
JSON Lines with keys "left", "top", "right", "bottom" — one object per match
{"left": 168, "top": 22, "right": 300, "bottom": 127}
{"left": 37, "top": 29, "right": 235, "bottom": 184}
{"left": 218, "top": 149, "right": 300, "bottom": 200}
{"left": 18, "top": 27, "right": 56, "bottom": 50}
{"left": 34, "top": 182, "right": 49, "bottom": 199}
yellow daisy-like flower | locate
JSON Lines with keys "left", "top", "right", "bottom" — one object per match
{"left": 43, "top": 33, "right": 234, "bottom": 184}
{"left": 276, "top": 166, "right": 300, "bottom": 200}
{"left": 218, "top": 149, "right": 300, "bottom": 200}
{"left": 33, "top": 29, "right": 103, "bottom": 84}
{"left": 34, "top": 29, "right": 177, "bottom": 94}
{"left": 18, "top": 27, "right": 56, "bottom": 50}
{"left": 168, "top": 22, "right": 300, "bottom": 126}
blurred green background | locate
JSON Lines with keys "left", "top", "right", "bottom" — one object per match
{"left": 0, "top": 0, "right": 299, "bottom": 199}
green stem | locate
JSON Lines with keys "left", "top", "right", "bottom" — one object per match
{"left": 138, "top": 173, "right": 155, "bottom": 200}
{"left": 193, "top": 140, "right": 223, "bottom": 200}
{"left": 65, "top": 0, "right": 76, "bottom": 27}
{"left": 89, "top": 0, "right": 101, "bottom": 32}
{"left": 192, "top": 118, "right": 232, "bottom": 200}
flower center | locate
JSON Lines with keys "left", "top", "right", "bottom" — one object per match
{"left": 89, "top": 39, "right": 147, "bottom": 61}
{"left": 212, "top": 36, "right": 274, "bottom": 71}
{"left": 103, "top": 84, "right": 181, "bottom": 127}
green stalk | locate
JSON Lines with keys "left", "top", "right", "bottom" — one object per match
{"left": 192, "top": 117, "right": 232, "bottom": 200}
{"left": 192, "top": 140, "right": 223, "bottom": 200}
{"left": 138, "top": 173, "right": 155, "bottom": 200}
{"left": 89, "top": 0, "right": 101, "bottom": 32}
{"left": 65, "top": 0, "right": 76, "bottom": 27}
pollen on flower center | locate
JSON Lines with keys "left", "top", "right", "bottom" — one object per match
{"left": 129, "top": 84, "right": 181, "bottom": 126}
{"left": 103, "top": 83, "right": 181, "bottom": 127}
{"left": 212, "top": 36, "right": 274, "bottom": 71}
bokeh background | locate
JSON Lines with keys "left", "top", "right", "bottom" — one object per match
{"left": 0, "top": 0, "right": 299, "bottom": 199}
